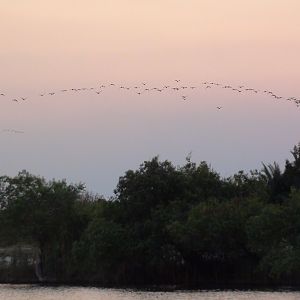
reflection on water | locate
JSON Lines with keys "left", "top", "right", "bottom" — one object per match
{"left": 0, "top": 285, "right": 300, "bottom": 300}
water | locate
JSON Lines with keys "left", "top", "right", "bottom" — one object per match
{"left": 0, "top": 285, "right": 300, "bottom": 300}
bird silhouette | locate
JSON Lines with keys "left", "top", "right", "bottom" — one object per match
{"left": 2, "top": 129, "right": 24, "bottom": 134}
{"left": 2, "top": 79, "right": 299, "bottom": 110}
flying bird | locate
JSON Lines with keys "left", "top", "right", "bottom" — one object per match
{"left": 2, "top": 79, "right": 300, "bottom": 111}
{"left": 1, "top": 128, "right": 24, "bottom": 134}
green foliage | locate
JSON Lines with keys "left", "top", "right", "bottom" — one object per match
{"left": 1, "top": 144, "right": 300, "bottom": 285}
{"left": 0, "top": 171, "right": 85, "bottom": 279}
{"left": 246, "top": 188, "right": 300, "bottom": 280}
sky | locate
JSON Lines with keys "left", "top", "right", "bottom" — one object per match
{"left": 0, "top": 0, "right": 300, "bottom": 197}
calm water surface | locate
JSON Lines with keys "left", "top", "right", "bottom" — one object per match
{"left": 0, "top": 285, "right": 299, "bottom": 300}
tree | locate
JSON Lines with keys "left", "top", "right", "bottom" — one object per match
{"left": 0, "top": 171, "right": 84, "bottom": 280}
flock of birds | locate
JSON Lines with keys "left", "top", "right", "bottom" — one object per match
{"left": 1, "top": 79, "right": 299, "bottom": 134}
{"left": 1, "top": 129, "right": 24, "bottom": 134}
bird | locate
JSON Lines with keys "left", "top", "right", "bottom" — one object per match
{"left": 2, "top": 79, "right": 300, "bottom": 110}
{"left": 11, "top": 130, "right": 24, "bottom": 134}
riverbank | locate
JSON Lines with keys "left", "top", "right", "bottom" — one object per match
{"left": 1, "top": 284, "right": 300, "bottom": 300}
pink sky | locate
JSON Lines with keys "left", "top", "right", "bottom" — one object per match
{"left": 0, "top": 0, "right": 300, "bottom": 195}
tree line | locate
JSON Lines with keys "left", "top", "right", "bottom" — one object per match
{"left": 0, "top": 144, "right": 300, "bottom": 286}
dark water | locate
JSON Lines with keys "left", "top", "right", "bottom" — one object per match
{"left": 0, "top": 285, "right": 300, "bottom": 300}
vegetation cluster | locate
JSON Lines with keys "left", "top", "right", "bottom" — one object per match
{"left": 1, "top": 144, "right": 300, "bottom": 285}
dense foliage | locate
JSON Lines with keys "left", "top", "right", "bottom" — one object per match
{"left": 1, "top": 144, "right": 300, "bottom": 285}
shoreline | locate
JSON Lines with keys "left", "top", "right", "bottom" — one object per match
{"left": 1, "top": 281, "right": 300, "bottom": 292}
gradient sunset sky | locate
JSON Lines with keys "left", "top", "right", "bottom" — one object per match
{"left": 1, "top": 0, "right": 300, "bottom": 196}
